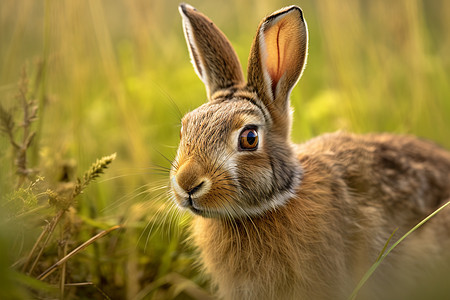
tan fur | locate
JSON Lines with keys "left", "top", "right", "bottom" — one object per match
{"left": 171, "top": 4, "right": 450, "bottom": 299}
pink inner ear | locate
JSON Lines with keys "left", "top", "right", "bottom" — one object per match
{"left": 265, "top": 22, "right": 284, "bottom": 95}
{"left": 263, "top": 14, "right": 303, "bottom": 99}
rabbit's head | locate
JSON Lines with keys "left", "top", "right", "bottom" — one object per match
{"left": 170, "top": 4, "right": 308, "bottom": 218}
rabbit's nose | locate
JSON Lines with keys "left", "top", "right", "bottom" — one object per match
{"left": 175, "top": 160, "right": 210, "bottom": 197}
{"left": 188, "top": 181, "right": 205, "bottom": 195}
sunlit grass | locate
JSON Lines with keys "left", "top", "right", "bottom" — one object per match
{"left": 1, "top": 0, "right": 449, "bottom": 299}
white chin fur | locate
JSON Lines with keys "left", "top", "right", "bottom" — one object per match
{"left": 207, "top": 176, "right": 301, "bottom": 219}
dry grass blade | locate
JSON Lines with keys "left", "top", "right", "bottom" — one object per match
{"left": 37, "top": 225, "right": 121, "bottom": 280}
{"left": 64, "top": 282, "right": 112, "bottom": 300}
{"left": 59, "top": 239, "right": 68, "bottom": 300}
{"left": 19, "top": 224, "right": 47, "bottom": 272}
{"left": 26, "top": 209, "right": 65, "bottom": 275}
{"left": 64, "top": 282, "right": 94, "bottom": 286}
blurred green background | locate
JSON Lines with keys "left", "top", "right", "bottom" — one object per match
{"left": 1, "top": 0, "right": 449, "bottom": 299}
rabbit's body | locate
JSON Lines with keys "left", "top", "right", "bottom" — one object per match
{"left": 171, "top": 4, "right": 450, "bottom": 299}
{"left": 193, "top": 132, "right": 450, "bottom": 299}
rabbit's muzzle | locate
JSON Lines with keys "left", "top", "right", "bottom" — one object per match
{"left": 171, "top": 159, "right": 213, "bottom": 215}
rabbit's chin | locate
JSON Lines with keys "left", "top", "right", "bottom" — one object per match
{"left": 175, "top": 189, "right": 299, "bottom": 219}
{"left": 176, "top": 195, "right": 214, "bottom": 217}
{"left": 177, "top": 201, "right": 229, "bottom": 219}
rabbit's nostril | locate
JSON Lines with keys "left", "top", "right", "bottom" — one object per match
{"left": 189, "top": 181, "right": 204, "bottom": 195}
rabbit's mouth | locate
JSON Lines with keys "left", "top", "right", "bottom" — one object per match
{"left": 189, "top": 207, "right": 202, "bottom": 215}
{"left": 174, "top": 188, "right": 233, "bottom": 218}
{"left": 184, "top": 195, "right": 205, "bottom": 216}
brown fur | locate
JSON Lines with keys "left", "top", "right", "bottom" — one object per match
{"left": 171, "top": 4, "right": 450, "bottom": 299}
{"left": 192, "top": 132, "right": 450, "bottom": 299}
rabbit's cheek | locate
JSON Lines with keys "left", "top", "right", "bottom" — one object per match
{"left": 236, "top": 156, "right": 272, "bottom": 195}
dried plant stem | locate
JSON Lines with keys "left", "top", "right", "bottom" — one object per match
{"left": 27, "top": 209, "right": 65, "bottom": 275}
{"left": 59, "top": 239, "right": 68, "bottom": 300}
{"left": 64, "top": 282, "right": 94, "bottom": 287}
{"left": 0, "top": 67, "right": 38, "bottom": 187}
{"left": 20, "top": 227, "right": 46, "bottom": 272}
{"left": 38, "top": 225, "right": 121, "bottom": 281}
{"left": 64, "top": 282, "right": 112, "bottom": 300}
{"left": 16, "top": 68, "right": 38, "bottom": 186}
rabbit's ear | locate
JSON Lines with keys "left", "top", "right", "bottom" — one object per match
{"left": 247, "top": 6, "right": 308, "bottom": 114}
{"left": 179, "top": 4, "right": 245, "bottom": 99}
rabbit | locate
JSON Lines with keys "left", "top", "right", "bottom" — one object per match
{"left": 170, "top": 3, "right": 450, "bottom": 299}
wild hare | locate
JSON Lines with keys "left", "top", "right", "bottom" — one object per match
{"left": 170, "top": 3, "right": 450, "bottom": 300}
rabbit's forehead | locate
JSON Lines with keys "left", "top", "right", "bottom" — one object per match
{"left": 182, "top": 100, "right": 265, "bottom": 132}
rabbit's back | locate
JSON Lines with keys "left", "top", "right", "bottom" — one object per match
{"left": 299, "top": 132, "right": 450, "bottom": 215}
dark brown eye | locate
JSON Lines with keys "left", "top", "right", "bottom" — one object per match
{"left": 239, "top": 127, "right": 259, "bottom": 151}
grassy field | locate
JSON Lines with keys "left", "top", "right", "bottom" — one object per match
{"left": 1, "top": 0, "right": 449, "bottom": 299}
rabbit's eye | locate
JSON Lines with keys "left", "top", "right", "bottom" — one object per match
{"left": 239, "top": 127, "right": 259, "bottom": 151}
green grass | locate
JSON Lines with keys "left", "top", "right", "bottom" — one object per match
{"left": 1, "top": 0, "right": 450, "bottom": 299}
